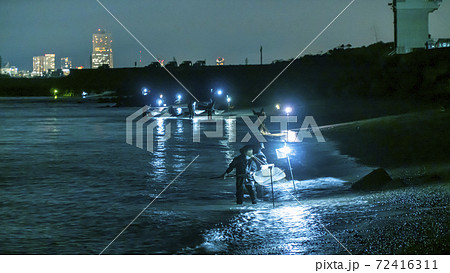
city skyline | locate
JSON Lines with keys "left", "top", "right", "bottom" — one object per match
{"left": 1, "top": 0, "right": 449, "bottom": 71}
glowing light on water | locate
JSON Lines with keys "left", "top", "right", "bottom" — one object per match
{"left": 276, "top": 143, "right": 293, "bottom": 159}
{"left": 278, "top": 145, "right": 292, "bottom": 155}
{"left": 176, "top": 119, "right": 183, "bottom": 135}
{"left": 224, "top": 117, "right": 236, "bottom": 144}
{"left": 156, "top": 117, "right": 165, "bottom": 135}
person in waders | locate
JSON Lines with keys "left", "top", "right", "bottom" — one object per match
{"left": 206, "top": 99, "right": 215, "bottom": 120}
{"left": 221, "top": 145, "right": 258, "bottom": 204}
{"left": 188, "top": 100, "right": 194, "bottom": 119}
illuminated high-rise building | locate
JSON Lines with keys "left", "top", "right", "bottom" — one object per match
{"left": 60, "top": 57, "right": 72, "bottom": 70}
{"left": 44, "top": 54, "right": 55, "bottom": 71}
{"left": 32, "top": 54, "right": 56, "bottom": 76}
{"left": 91, "top": 29, "right": 113, "bottom": 68}
{"left": 32, "top": 56, "right": 45, "bottom": 76}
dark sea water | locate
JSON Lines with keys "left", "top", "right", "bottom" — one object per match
{"left": 0, "top": 97, "right": 448, "bottom": 254}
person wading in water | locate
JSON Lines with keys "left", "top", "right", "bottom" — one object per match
{"left": 221, "top": 145, "right": 259, "bottom": 204}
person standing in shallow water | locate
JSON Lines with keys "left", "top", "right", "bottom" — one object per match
{"left": 188, "top": 100, "right": 194, "bottom": 119}
{"left": 206, "top": 99, "right": 215, "bottom": 120}
{"left": 221, "top": 145, "right": 259, "bottom": 204}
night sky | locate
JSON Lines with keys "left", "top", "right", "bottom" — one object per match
{"left": 1, "top": 0, "right": 449, "bottom": 70}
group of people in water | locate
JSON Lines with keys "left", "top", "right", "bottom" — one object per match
{"left": 168, "top": 103, "right": 282, "bottom": 205}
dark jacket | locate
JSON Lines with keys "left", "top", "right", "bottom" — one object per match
{"left": 226, "top": 154, "right": 259, "bottom": 181}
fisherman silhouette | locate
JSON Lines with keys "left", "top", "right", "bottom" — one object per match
{"left": 221, "top": 145, "right": 258, "bottom": 204}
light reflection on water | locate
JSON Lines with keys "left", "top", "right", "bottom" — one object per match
{"left": 182, "top": 203, "right": 322, "bottom": 254}
{"left": 181, "top": 180, "right": 373, "bottom": 255}
{"left": 0, "top": 100, "right": 373, "bottom": 254}
{"left": 0, "top": 99, "right": 447, "bottom": 254}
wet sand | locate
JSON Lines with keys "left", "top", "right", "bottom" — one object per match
{"left": 312, "top": 99, "right": 450, "bottom": 254}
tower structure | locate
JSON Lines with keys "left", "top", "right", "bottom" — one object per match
{"left": 91, "top": 29, "right": 113, "bottom": 68}
{"left": 392, "top": 0, "right": 442, "bottom": 54}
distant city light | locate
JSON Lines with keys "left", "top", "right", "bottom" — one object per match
{"left": 157, "top": 99, "right": 163, "bottom": 106}
{"left": 285, "top": 106, "right": 292, "bottom": 114}
{"left": 275, "top": 104, "right": 280, "bottom": 110}
{"left": 227, "top": 97, "right": 231, "bottom": 103}
{"left": 177, "top": 94, "right": 182, "bottom": 100}
{"left": 82, "top": 91, "right": 88, "bottom": 98}
{"left": 160, "top": 94, "right": 163, "bottom": 98}
{"left": 217, "top": 90, "right": 223, "bottom": 95}
{"left": 216, "top": 57, "right": 225, "bottom": 65}
{"left": 141, "top": 88, "right": 149, "bottom": 96}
